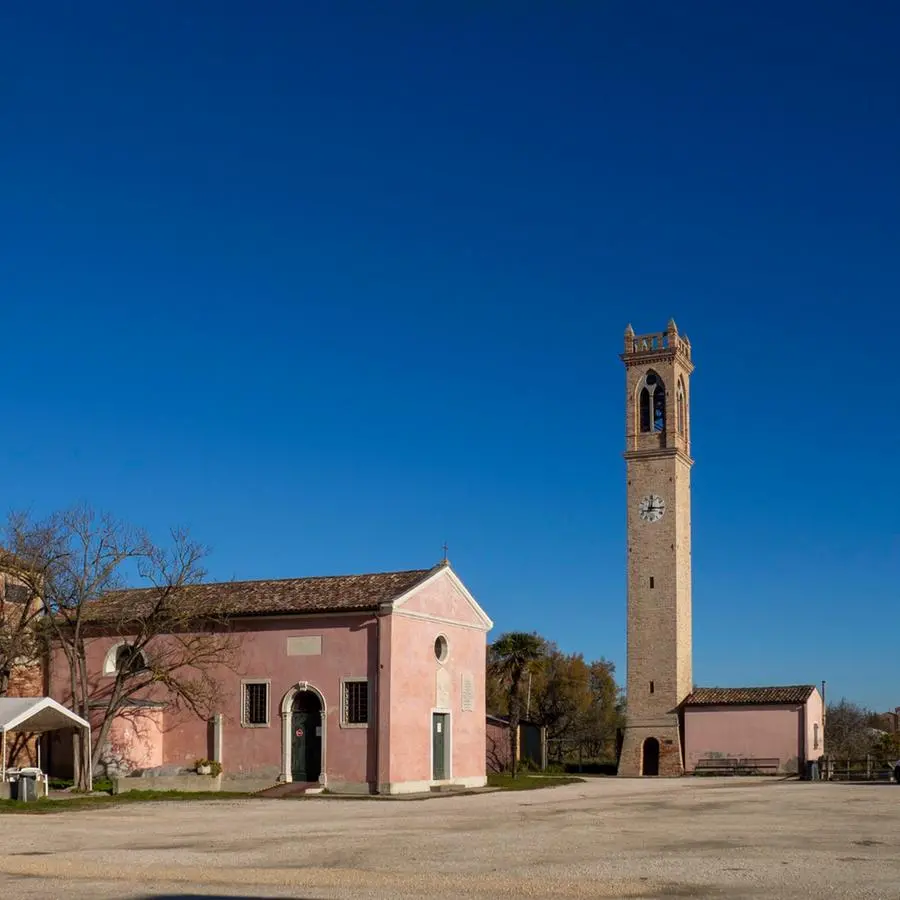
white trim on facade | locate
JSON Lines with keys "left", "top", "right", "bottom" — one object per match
{"left": 391, "top": 566, "right": 493, "bottom": 630}
{"left": 279, "top": 681, "right": 327, "bottom": 786}
{"left": 392, "top": 608, "right": 488, "bottom": 632}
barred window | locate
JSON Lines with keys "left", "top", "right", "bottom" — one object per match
{"left": 242, "top": 681, "right": 269, "bottom": 726}
{"left": 343, "top": 679, "right": 368, "bottom": 726}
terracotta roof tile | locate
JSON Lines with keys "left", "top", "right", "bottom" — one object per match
{"left": 683, "top": 685, "right": 816, "bottom": 706}
{"left": 85, "top": 566, "right": 438, "bottom": 621}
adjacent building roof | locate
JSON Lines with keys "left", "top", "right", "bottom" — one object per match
{"left": 84, "top": 565, "right": 440, "bottom": 621}
{"left": 683, "top": 685, "right": 817, "bottom": 707}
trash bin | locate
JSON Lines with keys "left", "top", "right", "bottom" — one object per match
{"left": 13, "top": 773, "right": 37, "bottom": 802}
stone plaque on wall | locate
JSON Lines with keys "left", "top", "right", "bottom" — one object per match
{"left": 461, "top": 672, "right": 475, "bottom": 712}
{"left": 286, "top": 636, "right": 322, "bottom": 656}
{"left": 435, "top": 667, "right": 451, "bottom": 708}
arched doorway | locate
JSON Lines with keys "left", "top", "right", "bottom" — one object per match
{"left": 290, "top": 690, "right": 323, "bottom": 783}
{"left": 642, "top": 737, "right": 660, "bottom": 776}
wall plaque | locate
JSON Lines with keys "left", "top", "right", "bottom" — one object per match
{"left": 287, "top": 636, "right": 322, "bottom": 656}
{"left": 461, "top": 673, "right": 475, "bottom": 712}
{"left": 435, "top": 667, "right": 452, "bottom": 708}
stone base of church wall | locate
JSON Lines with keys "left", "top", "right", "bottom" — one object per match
{"left": 618, "top": 717, "right": 684, "bottom": 777}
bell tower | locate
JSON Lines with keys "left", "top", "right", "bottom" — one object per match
{"left": 618, "top": 319, "right": 694, "bottom": 777}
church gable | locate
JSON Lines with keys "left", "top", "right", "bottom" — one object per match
{"left": 392, "top": 565, "right": 492, "bottom": 631}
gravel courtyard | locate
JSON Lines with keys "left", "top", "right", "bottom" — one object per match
{"left": 1, "top": 777, "right": 898, "bottom": 899}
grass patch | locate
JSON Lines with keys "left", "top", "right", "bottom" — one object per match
{"left": 49, "top": 777, "right": 114, "bottom": 793}
{"left": 0, "top": 790, "right": 253, "bottom": 814}
{"left": 487, "top": 774, "right": 584, "bottom": 791}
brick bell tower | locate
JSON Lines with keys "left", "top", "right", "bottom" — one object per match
{"left": 618, "top": 320, "right": 694, "bottom": 777}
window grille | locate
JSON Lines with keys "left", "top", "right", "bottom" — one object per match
{"left": 243, "top": 682, "right": 269, "bottom": 726}
{"left": 343, "top": 680, "right": 368, "bottom": 725}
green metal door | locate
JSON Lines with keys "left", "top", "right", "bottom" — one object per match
{"left": 291, "top": 709, "right": 322, "bottom": 782}
{"left": 432, "top": 713, "right": 448, "bottom": 780}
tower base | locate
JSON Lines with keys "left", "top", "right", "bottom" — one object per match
{"left": 618, "top": 716, "right": 684, "bottom": 777}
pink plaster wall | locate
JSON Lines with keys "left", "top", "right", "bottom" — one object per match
{"left": 399, "top": 573, "right": 486, "bottom": 626}
{"left": 385, "top": 572, "right": 488, "bottom": 788}
{"left": 47, "top": 614, "right": 379, "bottom": 787}
{"left": 98, "top": 708, "right": 164, "bottom": 775}
{"left": 685, "top": 704, "right": 808, "bottom": 773}
{"left": 44, "top": 566, "right": 491, "bottom": 792}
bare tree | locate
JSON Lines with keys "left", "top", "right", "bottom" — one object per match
{"left": 825, "top": 698, "right": 878, "bottom": 759}
{"left": 8, "top": 506, "right": 238, "bottom": 790}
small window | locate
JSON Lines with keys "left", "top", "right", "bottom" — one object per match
{"left": 115, "top": 644, "right": 147, "bottom": 676}
{"left": 242, "top": 681, "right": 269, "bottom": 727}
{"left": 813, "top": 722, "right": 820, "bottom": 750}
{"left": 103, "top": 641, "right": 148, "bottom": 677}
{"left": 343, "top": 679, "right": 369, "bottom": 726}
{"left": 649, "top": 577, "right": 655, "bottom": 589}
{"left": 434, "top": 634, "right": 449, "bottom": 663}
{"left": 649, "top": 681, "right": 655, "bottom": 694}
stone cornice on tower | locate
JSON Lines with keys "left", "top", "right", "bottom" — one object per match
{"left": 623, "top": 447, "right": 694, "bottom": 467}
{"left": 621, "top": 331, "right": 694, "bottom": 372}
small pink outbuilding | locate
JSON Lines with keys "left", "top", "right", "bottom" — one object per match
{"left": 682, "top": 685, "right": 824, "bottom": 775}
{"left": 46, "top": 561, "right": 493, "bottom": 795}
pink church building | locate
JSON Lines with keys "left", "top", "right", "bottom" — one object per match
{"left": 45, "top": 562, "right": 493, "bottom": 794}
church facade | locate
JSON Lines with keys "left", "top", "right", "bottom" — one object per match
{"left": 44, "top": 561, "right": 493, "bottom": 794}
{"left": 618, "top": 321, "right": 823, "bottom": 776}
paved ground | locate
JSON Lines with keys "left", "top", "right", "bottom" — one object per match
{"left": 2, "top": 777, "right": 899, "bottom": 899}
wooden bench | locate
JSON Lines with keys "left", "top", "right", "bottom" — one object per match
{"left": 694, "top": 757, "right": 780, "bottom": 775}
{"left": 735, "top": 758, "right": 779, "bottom": 774}
{"left": 695, "top": 758, "right": 740, "bottom": 774}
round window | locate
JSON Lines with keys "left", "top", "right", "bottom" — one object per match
{"left": 434, "top": 635, "right": 449, "bottom": 663}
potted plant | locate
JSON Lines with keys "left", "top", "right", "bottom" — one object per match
{"left": 194, "top": 758, "right": 222, "bottom": 777}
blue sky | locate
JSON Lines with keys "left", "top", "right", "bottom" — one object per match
{"left": 2, "top": 2, "right": 898, "bottom": 709}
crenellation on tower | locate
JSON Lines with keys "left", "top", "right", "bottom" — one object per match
{"left": 618, "top": 320, "right": 694, "bottom": 777}
{"left": 622, "top": 326, "right": 692, "bottom": 363}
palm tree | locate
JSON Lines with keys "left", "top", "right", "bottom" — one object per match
{"left": 489, "top": 631, "right": 546, "bottom": 777}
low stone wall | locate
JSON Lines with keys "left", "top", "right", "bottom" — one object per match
{"left": 219, "top": 777, "right": 278, "bottom": 793}
{"left": 113, "top": 774, "right": 222, "bottom": 794}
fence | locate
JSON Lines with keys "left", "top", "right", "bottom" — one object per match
{"left": 545, "top": 738, "right": 617, "bottom": 775}
{"left": 821, "top": 756, "right": 898, "bottom": 782}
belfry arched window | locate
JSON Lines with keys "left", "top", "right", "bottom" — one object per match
{"left": 676, "top": 377, "right": 686, "bottom": 435}
{"left": 638, "top": 371, "right": 665, "bottom": 433}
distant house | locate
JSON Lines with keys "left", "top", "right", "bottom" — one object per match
{"left": 486, "top": 714, "right": 546, "bottom": 772}
{"left": 45, "top": 561, "right": 493, "bottom": 794}
{"left": 682, "top": 685, "right": 824, "bottom": 775}
{"left": 874, "top": 708, "right": 900, "bottom": 734}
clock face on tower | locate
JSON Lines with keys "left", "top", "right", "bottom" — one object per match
{"left": 638, "top": 494, "right": 666, "bottom": 523}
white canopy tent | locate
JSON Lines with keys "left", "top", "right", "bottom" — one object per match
{"left": 0, "top": 697, "right": 92, "bottom": 791}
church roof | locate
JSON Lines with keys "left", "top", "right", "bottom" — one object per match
{"left": 83, "top": 566, "right": 439, "bottom": 621}
{"left": 683, "top": 685, "right": 817, "bottom": 706}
